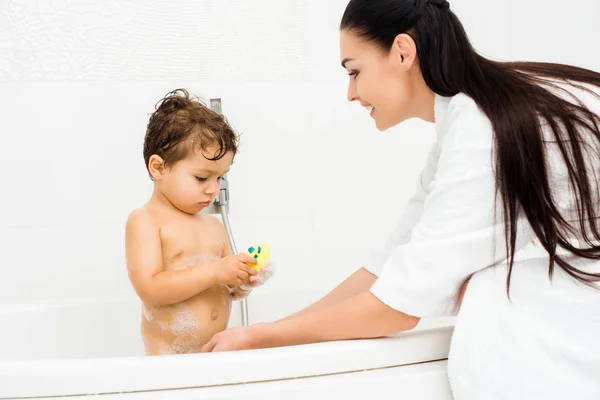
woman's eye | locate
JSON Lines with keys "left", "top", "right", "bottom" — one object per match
{"left": 348, "top": 71, "right": 359, "bottom": 79}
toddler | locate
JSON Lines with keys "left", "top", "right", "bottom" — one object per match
{"left": 125, "top": 89, "right": 270, "bottom": 355}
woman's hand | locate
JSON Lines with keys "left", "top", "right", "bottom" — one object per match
{"left": 203, "top": 291, "right": 420, "bottom": 352}
{"left": 201, "top": 326, "right": 259, "bottom": 352}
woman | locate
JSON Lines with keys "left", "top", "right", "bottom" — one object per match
{"left": 203, "top": 0, "right": 600, "bottom": 397}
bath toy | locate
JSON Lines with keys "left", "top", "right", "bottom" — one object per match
{"left": 246, "top": 243, "right": 270, "bottom": 271}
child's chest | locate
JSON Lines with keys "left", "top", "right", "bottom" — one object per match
{"left": 158, "top": 217, "right": 225, "bottom": 270}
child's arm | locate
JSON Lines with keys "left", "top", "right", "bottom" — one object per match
{"left": 218, "top": 224, "right": 252, "bottom": 301}
{"left": 125, "top": 209, "right": 257, "bottom": 307}
{"left": 228, "top": 257, "right": 274, "bottom": 300}
{"left": 216, "top": 222, "right": 270, "bottom": 300}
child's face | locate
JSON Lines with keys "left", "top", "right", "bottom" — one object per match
{"left": 155, "top": 146, "right": 233, "bottom": 215}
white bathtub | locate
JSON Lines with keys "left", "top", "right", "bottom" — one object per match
{"left": 0, "top": 291, "right": 455, "bottom": 399}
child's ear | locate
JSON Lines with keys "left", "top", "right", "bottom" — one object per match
{"left": 148, "top": 155, "right": 166, "bottom": 180}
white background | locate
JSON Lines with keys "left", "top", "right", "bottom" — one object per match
{"left": 0, "top": 0, "right": 599, "bottom": 308}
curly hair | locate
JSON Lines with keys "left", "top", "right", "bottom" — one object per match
{"left": 143, "top": 89, "right": 239, "bottom": 179}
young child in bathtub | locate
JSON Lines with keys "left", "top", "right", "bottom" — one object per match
{"left": 125, "top": 89, "right": 272, "bottom": 355}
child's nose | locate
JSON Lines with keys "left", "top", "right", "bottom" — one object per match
{"left": 206, "top": 179, "right": 220, "bottom": 195}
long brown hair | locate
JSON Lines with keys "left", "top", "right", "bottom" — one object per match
{"left": 341, "top": 0, "right": 600, "bottom": 291}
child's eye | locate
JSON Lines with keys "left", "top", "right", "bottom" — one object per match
{"left": 195, "top": 176, "right": 207, "bottom": 182}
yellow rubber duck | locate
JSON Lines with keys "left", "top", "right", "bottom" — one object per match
{"left": 246, "top": 243, "right": 270, "bottom": 271}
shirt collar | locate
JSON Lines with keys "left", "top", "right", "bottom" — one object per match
{"left": 434, "top": 93, "right": 452, "bottom": 137}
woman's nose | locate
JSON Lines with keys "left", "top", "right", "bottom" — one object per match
{"left": 347, "top": 82, "right": 358, "bottom": 102}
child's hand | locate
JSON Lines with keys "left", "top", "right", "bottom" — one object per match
{"left": 248, "top": 261, "right": 274, "bottom": 287}
{"left": 228, "top": 261, "right": 274, "bottom": 300}
{"left": 211, "top": 253, "right": 258, "bottom": 287}
{"left": 238, "top": 261, "right": 274, "bottom": 291}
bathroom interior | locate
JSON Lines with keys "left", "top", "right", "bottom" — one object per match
{"left": 0, "top": 0, "right": 598, "bottom": 398}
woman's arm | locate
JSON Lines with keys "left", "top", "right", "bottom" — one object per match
{"left": 260, "top": 292, "right": 419, "bottom": 346}
{"left": 201, "top": 291, "right": 419, "bottom": 352}
{"left": 277, "top": 267, "right": 377, "bottom": 321}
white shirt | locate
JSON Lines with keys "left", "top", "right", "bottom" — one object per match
{"left": 364, "top": 91, "right": 600, "bottom": 399}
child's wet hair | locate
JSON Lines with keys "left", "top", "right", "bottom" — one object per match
{"left": 143, "top": 88, "right": 239, "bottom": 179}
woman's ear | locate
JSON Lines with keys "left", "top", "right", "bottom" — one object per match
{"left": 148, "top": 154, "right": 166, "bottom": 181}
{"left": 391, "top": 33, "right": 417, "bottom": 71}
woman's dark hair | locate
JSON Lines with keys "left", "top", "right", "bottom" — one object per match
{"left": 341, "top": 0, "right": 600, "bottom": 291}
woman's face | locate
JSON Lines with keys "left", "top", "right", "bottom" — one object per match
{"left": 339, "top": 29, "right": 434, "bottom": 130}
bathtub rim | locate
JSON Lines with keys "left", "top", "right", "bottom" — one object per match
{"left": 0, "top": 321, "right": 453, "bottom": 399}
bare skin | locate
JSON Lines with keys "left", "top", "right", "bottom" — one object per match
{"left": 200, "top": 30, "right": 466, "bottom": 352}
{"left": 132, "top": 207, "right": 238, "bottom": 354}
{"left": 126, "top": 146, "right": 257, "bottom": 355}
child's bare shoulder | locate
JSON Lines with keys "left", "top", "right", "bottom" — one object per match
{"left": 126, "top": 206, "right": 159, "bottom": 233}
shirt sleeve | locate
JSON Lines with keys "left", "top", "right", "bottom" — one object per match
{"left": 370, "top": 103, "right": 535, "bottom": 317}
{"left": 362, "top": 144, "right": 438, "bottom": 277}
